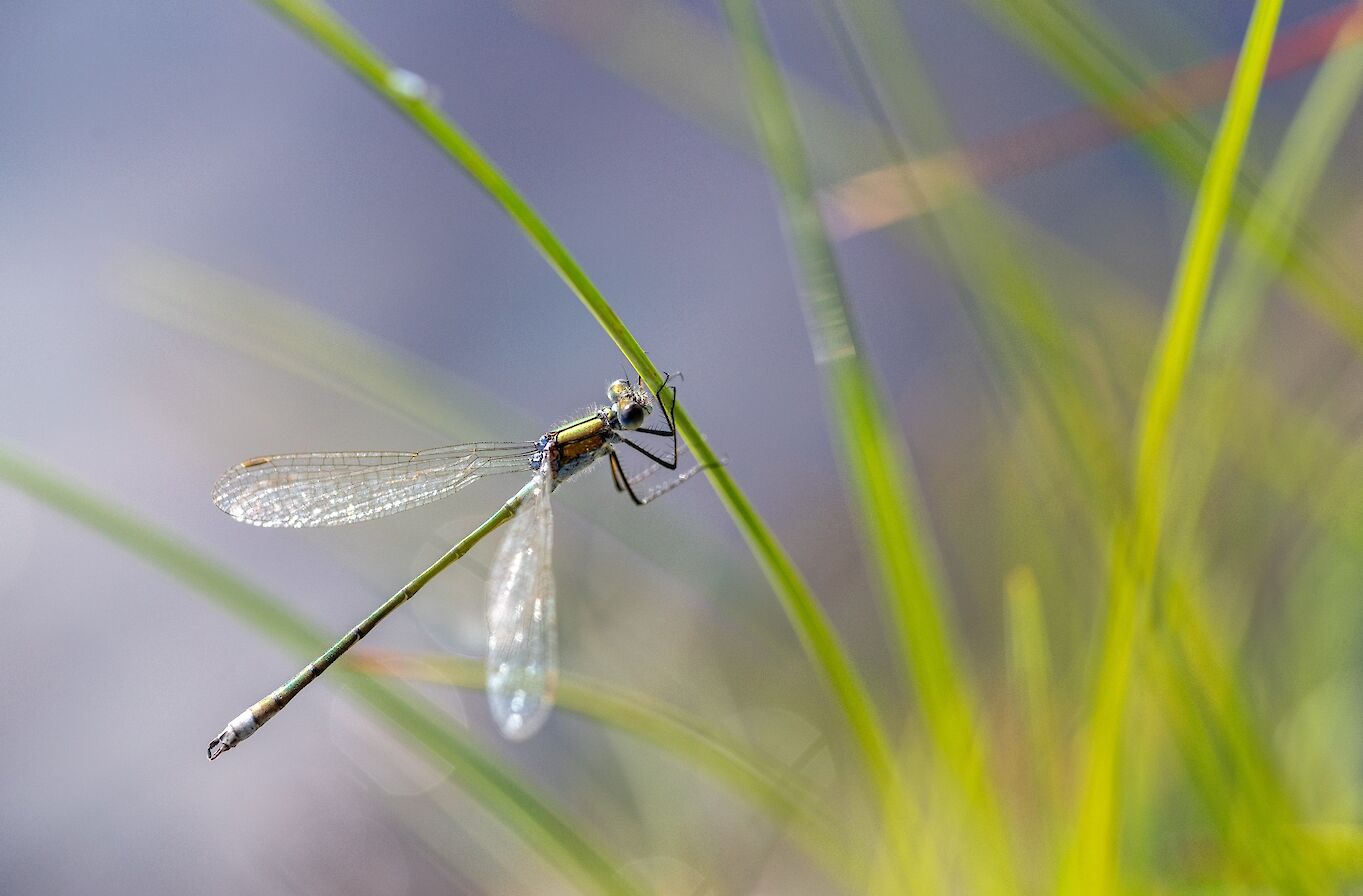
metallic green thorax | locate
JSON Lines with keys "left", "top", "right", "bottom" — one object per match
{"left": 550, "top": 414, "right": 614, "bottom": 477}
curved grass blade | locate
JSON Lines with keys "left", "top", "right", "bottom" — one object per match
{"left": 351, "top": 649, "right": 857, "bottom": 885}
{"left": 1062, "top": 3, "right": 1284, "bottom": 891}
{"left": 1143, "top": 32, "right": 1363, "bottom": 890}
{"left": 719, "top": 1, "right": 1013, "bottom": 891}
{"left": 1175, "top": 22, "right": 1363, "bottom": 533}
{"left": 970, "top": 0, "right": 1363, "bottom": 358}
{"left": 250, "top": 0, "right": 904, "bottom": 870}
{"left": 0, "top": 444, "right": 644, "bottom": 896}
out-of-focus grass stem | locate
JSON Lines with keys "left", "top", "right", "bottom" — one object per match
{"left": 970, "top": 0, "right": 1363, "bottom": 358}
{"left": 350, "top": 649, "right": 859, "bottom": 886}
{"left": 720, "top": 0, "right": 1024, "bottom": 888}
{"left": 1174, "top": 23, "right": 1363, "bottom": 537}
{"left": 720, "top": 0, "right": 1023, "bottom": 891}
{"left": 1004, "top": 568, "right": 1062, "bottom": 846}
{"left": 1063, "top": 2, "right": 1283, "bottom": 891}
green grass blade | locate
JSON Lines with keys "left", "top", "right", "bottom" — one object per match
{"left": 815, "top": 0, "right": 1128, "bottom": 559}
{"left": 351, "top": 650, "right": 859, "bottom": 886}
{"left": 251, "top": 0, "right": 902, "bottom": 859}
{"left": 970, "top": 0, "right": 1363, "bottom": 358}
{"left": 1062, "top": 2, "right": 1284, "bottom": 891}
{"left": 1004, "top": 567, "right": 1062, "bottom": 861}
{"left": 719, "top": 0, "right": 1014, "bottom": 890}
{"left": 1172, "top": 27, "right": 1363, "bottom": 535}
{"left": 1157, "top": 570, "right": 1330, "bottom": 889}
{"left": 1137, "top": 41, "right": 1363, "bottom": 890}
{"left": 0, "top": 445, "right": 644, "bottom": 896}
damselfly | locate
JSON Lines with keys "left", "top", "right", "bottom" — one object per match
{"left": 207, "top": 375, "right": 705, "bottom": 758}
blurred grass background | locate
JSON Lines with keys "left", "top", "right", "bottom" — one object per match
{"left": 3, "top": 0, "right": 1363, "bottom": 893}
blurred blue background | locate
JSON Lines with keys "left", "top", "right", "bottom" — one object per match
{"left": 2, "top": 1, "right": 1359, "bottom": 893}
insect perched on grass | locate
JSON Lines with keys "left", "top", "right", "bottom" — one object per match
{"left": 207, "top": 375, "right": 707, "bottom": 758}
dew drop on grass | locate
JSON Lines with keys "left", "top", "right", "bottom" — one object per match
{"left": 386, "top": 68, "right": 439, "bottom": 104}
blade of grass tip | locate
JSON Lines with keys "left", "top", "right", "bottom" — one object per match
{"left": 1073, "top": 25, "right": 1363, "bottom": 891}
{"left": 1177, "top": 20, "right": 1363, "bottom": 532}
{"left": 1004, "top": 568, "right": 1062, "bottom": 855}
{"left": 1147, "top": 31, "right": 1363, "bottom": 886}
{"left": 971, "top": 0, "right": 1363, "bottom": 360}
{"left": 250, "top": 0, "right": 905, "bottom": 875}
{"left": 718, "top": 0, "right": 1009, "bottom": 892}
{"left": 1062, "top": 2, "right": 1283, "bottom": 892}
{"left": 0, "top": 445, "right": 643, "bottom": 896}
{"left": 350, "top": 650, "right": 860, "bottom": 887}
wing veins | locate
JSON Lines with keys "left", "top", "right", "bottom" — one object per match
{"left": 213, "top": 441, "right": 537, "bottom": 527}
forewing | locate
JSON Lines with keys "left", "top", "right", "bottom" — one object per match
{"left": 485, "top": 468, "right": 557, "bottom": 741}
{"left": 212, "top": 442, "right": 537, "bottom": 527}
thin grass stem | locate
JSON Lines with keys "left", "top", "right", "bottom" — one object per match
{"left": 1062, "top": 2, "right": 1284, "bottom": 891}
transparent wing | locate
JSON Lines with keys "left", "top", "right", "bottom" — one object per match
{"left": 212, "top": 442, "right": 537, "bottom": 527}
{"left": 485, "top": 467, "right": 557, "bottom": 741}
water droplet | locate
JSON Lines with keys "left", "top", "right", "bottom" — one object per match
{"left": 387, "top": 68, "right": 438, "bottom": 104}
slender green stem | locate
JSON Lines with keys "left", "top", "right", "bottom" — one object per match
{"left": 1062, "top": 2, "right": 1283, "bottom": 891}
{"left": 0, "top": 446, "right": 643, "bottom": 896}
{"left": 719, "top": 0, "right": 1015, "bottom": 890}
{"left": 1175, "top": 24, "right": 1363, "bottom": 538}
{"left": 252, "top": 0, "right": 900, "bottom": 860}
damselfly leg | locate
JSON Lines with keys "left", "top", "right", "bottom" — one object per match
{"left": 616, "top": 373, "right": 680, "bottom": 470}
{"left": 610, "top": 377, "right": 717, "bottom": 506}
{"left": 611, "top": 447, "right": 715, "bottom": 506}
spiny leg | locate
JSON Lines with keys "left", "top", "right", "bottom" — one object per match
{"left": 608, "top": 450, "right": 628, "bottom": 495}
{"left": 624, "top": 442, "right": 692, "bottom": 487}
{"left": 618, "top": 435, "right": 678, "bottom": 470}
{"left": 631, "top": 458, "right": 720, "bottom": 506}
{"left": 610, "top": 448, "right": 649, "bottom": 506}
{"left": 610, "top": 445, "right": 719, "bottom": 506}
{"left": 633, "top": 375, "right": 679, "bottom": 465}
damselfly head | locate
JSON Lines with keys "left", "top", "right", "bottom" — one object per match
{"left": 607, "top": 378, "right": 652, "bottom": 430}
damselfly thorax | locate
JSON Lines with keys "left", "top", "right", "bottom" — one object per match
{"left": 207, "top": 375, "right": 711, "bottom": 758}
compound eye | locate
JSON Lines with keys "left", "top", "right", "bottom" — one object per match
{"left": 608, "top": 379, "right": 631, "bottom": 402}
{"left": 617, "top": 402, "right": 645, "bottom": 430}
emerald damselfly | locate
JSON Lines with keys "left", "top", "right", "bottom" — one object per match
{"left": 207, "top": 376, "right": 704, "bottom": 758}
